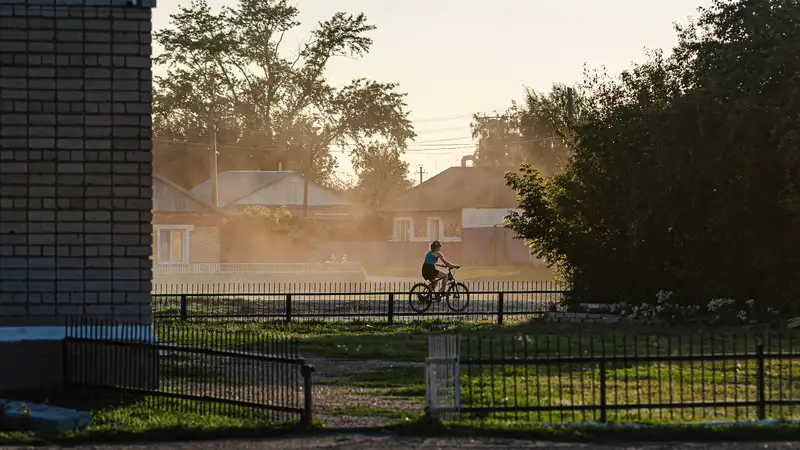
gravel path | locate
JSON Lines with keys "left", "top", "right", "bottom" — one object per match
{"left": 5, "top": 435, "right": 798, "bottom": 449}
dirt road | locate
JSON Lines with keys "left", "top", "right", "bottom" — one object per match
{"left": 5, "top": 435, "right": 798, "bottom": 449}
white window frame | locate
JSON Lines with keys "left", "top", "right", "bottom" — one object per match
{"left": 427, "top": 217, "right": 443, "bottom": 241}
{"left": 393, "top": 217, "right": 413, "bottom": 242}
{"left": 153, "top": 225, "right": 193, "bottom": 264}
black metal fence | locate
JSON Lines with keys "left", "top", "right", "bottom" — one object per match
{"left": 62, "top": 318, "right": 314, "bottom": 425}
{"left": 152, "top": 281, "right": 567, "bottom": 323}
{"left": 435, "top": 331, "right": 800, "bottom": 425}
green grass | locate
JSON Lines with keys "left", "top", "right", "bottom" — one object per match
{"left": 155, "top": 319, "right": 800, "bottom": 362}
{"left": 0, "top": 397, "right": 311, "bottom": 446}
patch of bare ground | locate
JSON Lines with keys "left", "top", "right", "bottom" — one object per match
{"left": 307, "top": 357, "right": 424, "bottom": 428}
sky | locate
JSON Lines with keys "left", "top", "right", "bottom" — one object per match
{"left": 152, "top": 0, "right": 714, "bottom": 183}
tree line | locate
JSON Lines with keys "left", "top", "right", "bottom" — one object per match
{"left": 503, "top": 0, "right": 800, "bottom": 313}
{"left": 152, "top": 0, "right": 573, "bottom": 208}
{"left": 153, "top": 0, "right": 414, "bottom": 208}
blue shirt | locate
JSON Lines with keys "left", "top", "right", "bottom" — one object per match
{"left": 423, "top": 251, "right": 439, "bottom": 265}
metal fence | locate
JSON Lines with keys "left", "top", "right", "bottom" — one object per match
{"left": 425, "top": 331, "right": 800, "bottom": 425}
{"left": 152, "top": 281, "right": 567, "bottom": 323}
{"left": 63, "top": 318, "right": 314, "bottom": 425}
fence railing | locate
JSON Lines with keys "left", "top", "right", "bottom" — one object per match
{"left": 425, "top": 332, "right": 800, "bottom": 425}
{"left": 62, "top": 318, "right": 315, "bottom": 425}
{"left": 152, "top": 281, "right": 568, "bottom": 323}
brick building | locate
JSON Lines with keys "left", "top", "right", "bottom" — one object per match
{"left": 0, "top": 0, "right": 155, "bottom": 391}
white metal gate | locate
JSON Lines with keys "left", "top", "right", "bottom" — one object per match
{"left": 425, "top": 334, "right": 461, "bottom": 419}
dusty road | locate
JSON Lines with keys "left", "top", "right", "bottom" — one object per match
{"left": 4, "top": 435, "right": 798, "bottom": 449}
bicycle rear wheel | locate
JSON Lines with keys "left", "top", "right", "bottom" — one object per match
{"left": 446, "top": 282, "right": 470, "bottom": 312}
{"left": 409, "top": 283, "right": 433, "bottom": 313}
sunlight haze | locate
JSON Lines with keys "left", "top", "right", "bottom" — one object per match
{"left": 153, "top": 0, "right": 714, "bottom": 182}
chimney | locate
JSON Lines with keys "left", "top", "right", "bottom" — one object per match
{"left": 461, "top": 155, "right": 475, "bottom": 167}
{"left": 278, "top": 160, "right": 283, "bottom": 171}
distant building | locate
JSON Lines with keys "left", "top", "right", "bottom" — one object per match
{"left": 190, "top": 170, "right": 365, "bottom": 220}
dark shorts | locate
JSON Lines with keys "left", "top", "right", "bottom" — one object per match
{"left": 422, "top": 263, "right": 439, "bottom": 281}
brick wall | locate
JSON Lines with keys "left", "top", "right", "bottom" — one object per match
{"left": 0, "top": 0, "right": 154, "bottom": 326}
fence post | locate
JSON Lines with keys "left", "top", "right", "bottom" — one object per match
{"left": 387, "top": 293, "right": 395, "bottom": 325}
{"left": 497, "top": 292, "right": 504, "bottom": 325}
{"left": 285, "top": 294, "right": 293, "bottom": 323}
{"left": 756, "top": 344, "right": 766, "bottom": 420}
{"left": 179, "top": 295, "right": 188, "bottom": 321}
{"left": 301, "top": 364, "right": 315, "bottom": 427}
{"left": 599, "top": 359, "right": 607, "bottom": 422}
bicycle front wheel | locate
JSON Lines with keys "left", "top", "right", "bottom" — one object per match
{"left": 446, "top": 282, "right": 470, "bottom": 312}
{"left": 409, "top": 283, "right": 433, "bottom": 313}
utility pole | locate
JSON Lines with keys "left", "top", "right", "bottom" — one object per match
{"left": 208, "top": 108, "right": 219, "bottom": 208}
{"left": 302, "top": 147, "right": 311, "bottom": 218}
{"left": 415, "top": 164, "right": 427, "bottom": 185}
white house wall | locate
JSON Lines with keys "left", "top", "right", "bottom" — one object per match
{"left": 461, "top": 208, "right": 521, "bottom": 229}
{"left": 235, "top": 174, "right": 353, "bottom": 206}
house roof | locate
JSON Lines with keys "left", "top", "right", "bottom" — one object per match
{"left": 380, "top": 166, "right": 520, "bottom": 211}
{"left": 190, "top": 170, "right": 295, "bottom": 206}
{"left": 152, "top": 173, "right": 226, "bottom": 215}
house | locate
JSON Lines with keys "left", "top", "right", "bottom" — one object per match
{"left": 316, "top": 161, "right": 539, "bottom": 264}
{"left": 190, "top": 170, "right": 363, "bottom": 220}
{"left": 152, "top": 173, "right": 226, "bottom": 267}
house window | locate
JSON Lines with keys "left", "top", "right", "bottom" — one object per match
{"left": 155, "top": 226, "right": 191, "bottom": 263}
{"left": 286, "top": 182, "right": 298, "bottom": 204}
{"left": 427, "top": 217, "right": 442, "bottom": 241}
{"left": 394, "top": 218, "right": 412, "bottom": 242}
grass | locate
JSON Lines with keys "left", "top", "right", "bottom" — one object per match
{"left": 8, "top": 319, "right": 800, "bottom": 445}
{"left": 155, "top": 319, "right": 800, "bottom": 361}
{"left": 156, "top": 320, "right": 800, "bottom": 425}
{"left": 0, "top": 397, "right": 311, "bottom": 446}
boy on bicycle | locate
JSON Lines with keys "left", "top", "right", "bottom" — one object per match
{"left": 421, "top": 240, "right": 460, "bottom": 295}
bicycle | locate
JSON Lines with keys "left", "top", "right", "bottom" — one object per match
{"left": 408, "top": 266, "right": 470, "bottom": 313}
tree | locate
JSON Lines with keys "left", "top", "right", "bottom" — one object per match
{"left": 470, "top": 84, "right": 585, "bottom": 174}
{"left": 153, "top": 0, "right": 415, "bottom": 188}
{"left": 352, "top": 143, "right": 413, "bottom": 208}
{"left": 505, "top": 0, "right": 800, "bottom": 313}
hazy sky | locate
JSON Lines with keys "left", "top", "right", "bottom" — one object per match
{"left": 152, "top": 0, "right": 713, "bottom": 182}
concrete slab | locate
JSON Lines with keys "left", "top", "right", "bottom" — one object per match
{"left": 1, "top": 400, "right": 91, "bottom": 433}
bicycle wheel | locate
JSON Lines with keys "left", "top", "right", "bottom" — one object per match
{"left": 408, "top": 283, "right": 434, "bottom": 313}
{"left": 446, "top": 282, "right": 470, "bottom": 312}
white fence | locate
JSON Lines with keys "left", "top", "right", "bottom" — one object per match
{"left": 152, "top": 262, "right": 367, "bottom": 291}
{"left": 425, "top": 334, "right": 461, "bottom": 420}
{"left": 153, "top": 262, "right": 363, "bottom": 274}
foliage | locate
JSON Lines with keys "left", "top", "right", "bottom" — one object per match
{"left": 471, "top": 84, "right": 585, "bottom": 174}
{"left": 609, "top": 290, "right": 783, "bottom": 326}
{"left": 352, "top": 143, "right": 413, "bottom": 208}
{"left": 220, "top": 206, "right": 321, "bottom": 262}
{"left": 505, "top": 0, "right": 800, "bottom": 313}
{"left": 152, "top": 0, "right": 415, "bottom": 188}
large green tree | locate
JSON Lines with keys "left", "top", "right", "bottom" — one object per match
{"left": 153, "top": 0, "right": 415, "bottom": 189}
{"left": 471, "top": 84, "right": 585, "bottom": 174}
{"left": 352, "top": 143, "right": 413, "bottom": 208}
{"left": 505, "top": 0, "right": 800, "bottom": 313}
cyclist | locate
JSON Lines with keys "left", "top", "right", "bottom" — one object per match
{"left": 421, "top": 240, "right": 460, "bottom": 296}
